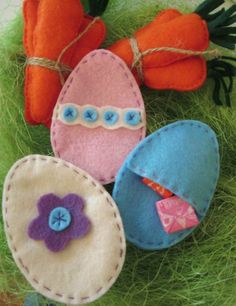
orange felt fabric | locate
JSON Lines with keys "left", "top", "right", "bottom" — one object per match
{"left": 24, "top": 0, "right": 39, "bottom": 55}
{"left": 153, "top": 9, "right": 182, "bottom": 23}
{"left": 144, "top": 57, "right": 207, "bottom": 91}
{"left": 108, "top": 9, "right": 209, "bottom": 91}
{"left": 23, "top": 0, "right": 106, "bottom": 127}
{"left": 109, "top": 9, "right": 182, "bottom": 69}
{"left": 142, "top": 177, "right": 173, "bottom": 199}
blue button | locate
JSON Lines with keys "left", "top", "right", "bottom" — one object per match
{"left": 124, "top": 110, "right": 141, "bottom": 126}
{"left": 103, "top": 110, "right": 119, "bottom": 126}
{"left": 62, "top": 106, "right": 78, "bottom": 123}
{"left": 83, "top": 107, "right": 98, "bottom": 123}
{"left": 49, "top": 207, "right": 72, "bottom": 232}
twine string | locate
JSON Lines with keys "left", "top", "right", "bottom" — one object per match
{"left": 129, "top": 37, "right": 144, "bottom": 82}
{"left": 27, "top": 20, "right": 222, "bottom": 86}
{"left": 26, "top": 57, "right": 72, "bottom": 73}
{"left": 129, "top": 37, "right": 222, "bottom": 82}
{"left": 26, "top": 17, "right": 100, "bottom": 85}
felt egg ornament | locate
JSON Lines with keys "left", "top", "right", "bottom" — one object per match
{"left": 113, "top": 120, "right": 220, "bottom": 250}
{"left": 2, "top": 155, "right": 126, "bottom": 305}
{"left": 51, "top": 49, "right": 146, "bottom": 185}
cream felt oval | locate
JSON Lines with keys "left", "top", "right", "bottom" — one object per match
{"left": 2, "top": 155, "right": 126, "bottom": 305}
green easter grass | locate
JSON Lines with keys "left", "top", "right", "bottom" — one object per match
{"left": 0, "top": 0, "right": 236, "bottom": 305}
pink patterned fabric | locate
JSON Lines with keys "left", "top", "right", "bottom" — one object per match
{"left": 156, "top": 196, "right": 200, "bottom": 234}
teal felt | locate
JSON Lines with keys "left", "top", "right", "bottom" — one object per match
{"left": 62, "top": 106, "right": 79, "bottom": 123}
{"left": 83, "top": 107, "right": 98, "bottom": 122}
{"left": 124, "top": 111, "right": 141, "bottom": 126}
{"left": 48, "top": 207, "right": 72, "bottom": 232}
{"left": 103, "top": 110, "right": 119, "bottom": 125}
{"left": 23, "top": 293, "right": 55, "bottom": 306}
{"left": 113, "top": 120, "right": 220, "bottom": 250}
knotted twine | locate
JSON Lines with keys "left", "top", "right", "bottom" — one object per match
{"left": 27, "top": 18, "right": 222, "bottom": 86}
{"left": 26, "top": 17, "right": 100, "bottom": 85}
{"left": 129, "top": 37, "right": 222, "bottom": 82}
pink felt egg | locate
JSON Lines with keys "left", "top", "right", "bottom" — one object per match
{"left": 51, "top": 49, "right": 146, "bottom": 184}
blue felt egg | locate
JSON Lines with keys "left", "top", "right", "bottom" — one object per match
{"left": 113, "top": 120, "right": 220, "bottom": 250}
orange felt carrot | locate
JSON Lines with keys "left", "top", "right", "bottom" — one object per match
{"left": 108, "top": 9, "right": 209, "bottom": 91}
{"left": 23, "top": 0, "right": 106, "bottom": 127}
{"left": 142, "top": 177, "right": 173, "bottom": 199}
{"left": 108, "top": 0, "right": 236, "bottom": 107}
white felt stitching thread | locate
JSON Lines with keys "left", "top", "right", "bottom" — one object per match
{"left": 56, "top": 104, "right": 145, "bottom": 130}
{"left": 51, "top": 50, "right": 146, "bottom": 184}
{"left": 115, "top": 121, "right": 219, "bottom": 248}
{"left": 3, "top": 155, "right": 125, "bottom": 304}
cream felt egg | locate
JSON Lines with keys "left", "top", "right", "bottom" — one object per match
{"left": 2, "top": 155, "right": 126, "bottom": 305}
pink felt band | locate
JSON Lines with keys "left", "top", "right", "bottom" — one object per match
{"left": 51, "top": 50, "right": 146, "bottom": 185}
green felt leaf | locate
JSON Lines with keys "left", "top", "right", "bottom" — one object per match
{"left": 80, "top": 0, "right": 109, "bottom": 16}
{"left": 211, "top": 37, "right": 235, "bottom": 50}
{"left": 80, "top": 0, "right": 90, "bottom": 12}
{"left": 212, "top": 27, "right": 236, "bottom": 36}
{"left": 88, "top": 0, "right": 109, "bottom": 16}
{"left": 220, "top": 77, "right": 231, "bottom": 107}
{"left": 223, "top": 14, "right": 236, "bottom": 27}
{"left": 207, "top": 57, "right": 236, "bottom": 106}
{"left": 205, "top": 8, "right": 226, "bottom": 22}
{"left": 195, "top": 0, "right": 224, "bottom": 19}
{"left": 212, "top": 76, "right": 224, "bottom": 105}
{"left": 208, "top": 5, "right": 236, "bottom": 32}
{"left": 195, "top": 1, "right": 236, "bottom": 50}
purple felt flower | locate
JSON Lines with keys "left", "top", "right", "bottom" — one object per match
{"left": 28, "top": 193, "right": 91, "bottom": 252}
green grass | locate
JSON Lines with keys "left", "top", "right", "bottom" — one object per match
{"left": 0, "top": 0, "right": 236, "bottom": 305}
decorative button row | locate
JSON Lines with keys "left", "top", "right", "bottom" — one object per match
{"left": 57, "top": 104, "right": 145, "bottom": 130}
